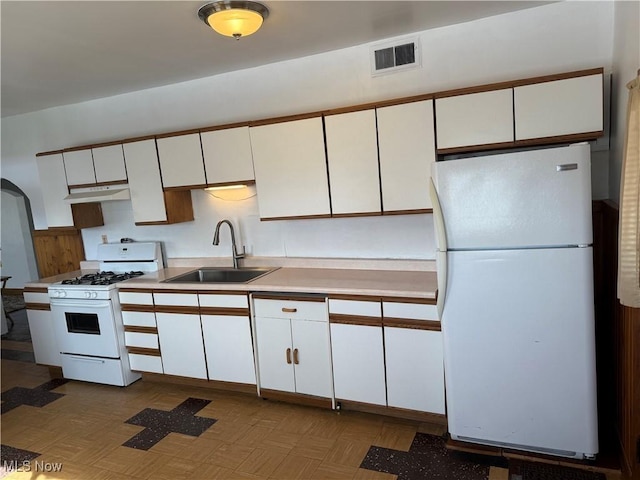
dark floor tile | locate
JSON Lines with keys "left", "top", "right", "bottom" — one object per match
{"left": 509, "top": 459, "right": 606, "bottom": 480}
{"left": 1, "top": 309, "right": 31, "bottom": 343}
{"left": 123, "top": 397, "right": 217, "bottom": 450}
{"left": 1, "top": 379, "right": 68, "bottom": 414}
{"left": 0, "top": 349, "right": 35, "bottom": 363}
{"left": 0, "top": 444, "right": 41, "bottom": 476}
{"left": 361, "top": 433, "right": 491, "bottom": 480}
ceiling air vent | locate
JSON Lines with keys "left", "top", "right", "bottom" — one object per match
{"left": 371, "top": 37, "right": 421, "bottom": 76}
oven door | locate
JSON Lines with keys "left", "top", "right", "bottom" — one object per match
{"left": 50, "top": 298, "right": 120, "bottom": 358}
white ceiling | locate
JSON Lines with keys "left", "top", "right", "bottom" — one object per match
{"left": 1, "top": 1, "right": 551, "bottom": 118}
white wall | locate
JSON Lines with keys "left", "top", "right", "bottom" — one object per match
{"left": 610, "top": 0, "right": 640, "bottom": 203}
{"left": 0, "top": 191, "right": 39, "bottom": 284}
{"left": 1, "top": 2, "right": 615, "bottom": 261}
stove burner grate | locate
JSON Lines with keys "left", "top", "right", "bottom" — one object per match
{"left": 61, "top": 271, "right": 145, "bottom": 286}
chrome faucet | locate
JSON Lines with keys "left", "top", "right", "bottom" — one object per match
{"left": 212, "top": 219, "right": 246, "bottom": 269}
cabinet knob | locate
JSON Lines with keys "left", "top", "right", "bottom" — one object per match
{"left": 282, "top": 307, "right": 297, "bottom": 313}
{"left": 293, "top": 348, "right": 299, "bottom": 365}
{"left": 286, "top": 348, "right": 292, "bottom": 364}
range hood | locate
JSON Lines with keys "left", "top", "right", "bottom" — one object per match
{"left": 65, "top": 185, "right": 131, "bottom": 204}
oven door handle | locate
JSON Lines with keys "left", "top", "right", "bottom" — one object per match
{"left": 50, "top": 299, "right": 112, "bottom": 309}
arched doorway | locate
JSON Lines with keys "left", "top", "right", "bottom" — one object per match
{"left": 1, "top": 179, "right": 39, "bottom": 288}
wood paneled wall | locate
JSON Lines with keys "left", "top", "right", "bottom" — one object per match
{"left": 32, "top": 227, "right": 85, "bottom": 278}
{"left": 593, "top": 200, "right": 640, "bottom": 480}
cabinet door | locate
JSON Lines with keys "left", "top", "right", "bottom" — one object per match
{"left": 514, "top": 74, "right": 603, "bottom": 140}
{"left": 92, "top": 144, "right": 127, "bottom": 183}
{"left": 156, "top": 133, "right": 206, "bottom": 188}
{"left": 330, "top": 323, "right": 386, "bottom": 405}
{"left": 26, "top": 309, "right": 61, "bottom": 366}
{"left": 325, "top": 109, "right": 381, "bottom": 215}
{"left": 377, "top": 100, "right": 436, "bottom": 212}
{"left": 435, "top": 89, "right": 514, "bottom": 150}
{"left": 385, "top": 327, "right": 445, "bottom": 414}
{"left": 156, "top": 313, "right": 207, "bottom": 379}
{"left": 201, "top": 126, "right": 255, "bottom": 185}
{"left": 201, "top": 315, "right": 257, "bottom": 385}
{"left": 35, "top": 153, "right": 74, "bottom": 227}
{"left": 250, "top": 117, "right": 331, "bottom": 219}
{"left": 291, "top": 319, "right": 333, "bottom": 398}
{"left": 63, "top": 149, "right": 96, "bottom": 186}
{"left": 254, "top": 316, "right": 295, "bottom": 393}
{"left": 122, "top": 140, "right": 168, "bottom": 224}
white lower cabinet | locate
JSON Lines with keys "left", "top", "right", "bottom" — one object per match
{"left": 26, "top": 308, "right": 61, "bottom": 366}
{"left": 156, "top": 312, "right": 207, "bottom": 379}
{"left": 253, "top": 297, "right": 333, "bottom": 399}
{"left": 384, "top": 327, "right": 445, "bottom": 414}
{"left": 201, "top": 315, "right": 256, "bottom": 385}
{"left": 330, "top": 323, "right": 386, "bottom": 406}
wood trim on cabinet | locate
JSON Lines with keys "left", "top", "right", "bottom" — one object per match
{"left": 501, "top": 450, "right": 621, "bottom": 476}
{"left": 382, "top": 296, "right": 436, "bottom": 305}
{"left": 323, "top": 93, "right": 436, "bottom": 117}
{"left": 382, "top": 208, "right": 433, "bottom": 216}
{"left": 120, "top": 134, "right": 157, "bottom": 145}
{"left": 198, "top": 290, "right": 250, "bottom": 296}
{"left": 509, "top": 67, "right": 604, "bottom": 88}
{"left": 2, "top": 288, "right": 23, "bottom": 296}
{"left": 336, "top": 399, "right": 447, "bottom": 424}
{"left": 383, "top": 318, "right": 441, "bottom": 331}
{"left": 260, "top": 213, "right": 332, "bottom": 221}
{"left": 200, "top": 121, "right": 251, "bottom": 133}
{"left": 121, "top": 304, "right": 156, "bottom": 312}
{"left": 25, "top": 303, "right": 51, "bottom": 311}
{"left": 124, "top": 325, "right": 157, "bottom": 334}
{"left": 24, "top": 286, "right": 48, "bottom": 294}
{"left": 119, "top": 288, "right": 154, "bottom": 293}
{"left": 153, "top": 305, "right": 200, "bottom": 315}
{"left": 329, "top": 314, "right": 382, "bottom": 326}
{"left": 437, "top": 131, "right": 604, "bottom": 155}
{"left": 32, "top": 227, "right": 80, "bottom": 237}
{"left": 127, "top": 347, "right": 161, "bottom": 356}
{"left": 162, "top": 184, "right": 208, "bottom": 192}
{"left": 36, "top": 150, "right": 64, "bottom": 157}
{"left": 259, "top": 389, "right": 333, "bottom": 409}
{"left": 204, "top": 179, "right": 256, "bottom": 189}
{"left": 446, "top": 438, "right": 503, "bottom": 457}
{"left": 249, "top": 111, "right": 324, "bottom": 127}
{"left": 252, "top": 293, "right": 327, "bottom": 302}
{"left": 71, "top": 203, "right": 104, "bottom": 229}
{"left": 155, "top": 128, "right": 202, "bottom": 139}
{"left": 66, "top": 182, "right": 98, "bottom": 190}
{"left": 153, "top": 289, "right": 198, "bottom": 295}
{"left": 331, "top": 211, "right": 382, "bottom": 218}
{"left": 199, "top": 307, "right": 250, "bottom": 317}
{"left": 328, "top": 294, "right": 382, "bottom": 302}
{"left": 48, "top": 366, "right": 64, "bottom": 378}
{"left": 141, "top": 372, "right": 258, "bottom": 394}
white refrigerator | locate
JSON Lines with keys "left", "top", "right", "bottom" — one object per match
{"left": 430, "top": 143, "right": 598, "bottom": 459}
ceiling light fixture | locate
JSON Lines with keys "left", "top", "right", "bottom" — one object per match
{"left": 198, "top": 1, "right": 269, "bottom": 40}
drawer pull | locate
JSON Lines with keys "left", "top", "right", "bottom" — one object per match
{"left": 286, "top": 348, "right": 292, "bottom": 364}
{"left": 293, "top": 348, "right": 299, "bottom": 365}
{"left": 282, "top": 307, "right": 297, "bottom": 313}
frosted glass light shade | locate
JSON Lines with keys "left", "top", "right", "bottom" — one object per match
{"left": 198, "top": 1, "right": 269, "bottom": 39}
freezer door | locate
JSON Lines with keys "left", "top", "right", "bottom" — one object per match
{"left": 442, "top": 247, "right": 598, "bottom": 458}
{"left": 432, "top": 144, "right": 592, "bottom": 249}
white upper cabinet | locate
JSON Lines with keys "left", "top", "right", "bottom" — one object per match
{"left": 514, "top": 73, "right": 603, "bottom": 140}
{"left": 201, "top": 126, "right": 255, "bottom": 185}
{"left": 377, "top": 100, "right": 436, "bottom": 212}
{"left": 250, "top": 117, "right": 331, "bottom": 219}
{"left": 435, "top": 89, "right": 514, "bottom": 150}
{"left": 123, "top": 139, "right": 168, "bottom": 224}
{"left": 63, "top": 149, "right": 96, "bottom": 186}
{"left": 325, "top": 109, "right": 381, "bottom": 215}
{"left": 36, "top": 153, "right": 74, "bottom": 227}
{"left": 156, "top": 133, "right": 206, "bottom": 188}
{"left": 92, "top": 144, "right": 127, "bottom": 184}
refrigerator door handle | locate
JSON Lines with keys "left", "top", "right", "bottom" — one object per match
{"left": 430, "top": 177, "right": 448, "bottom": 318}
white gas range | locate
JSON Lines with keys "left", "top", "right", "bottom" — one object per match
{"left": 48, "top": 242, "right": 163, "bottom": 386}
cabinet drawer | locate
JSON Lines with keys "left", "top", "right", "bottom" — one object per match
{"left": 253, "top": 298, "right": 327, "bottom": 322}
{"left": 383, "top": 301, "right": 438, "bottom": 321}
{"left": 122, "top": 311, "right": 157, "bottom": 327}
{"left": 24, "top": 291, "right": 50, "bottom": 304}
{"left": 119, "top": 291, "right": 154, "bottom": 305}
{"left": 199, "top": 293, "right": 249, "bottom": 309}
{"left": 153, "top": 292, "right": 199, "bottom": 307}
{"left": 125, "top": 332, "right": 159, "bottom": 349}
{"left": 128, "top": 354, "right": 163, "bottom": 374}
{"left": 328, "top": 299, "right": 381, "bottom": 317}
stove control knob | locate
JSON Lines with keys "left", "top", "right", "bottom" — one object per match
{"left": 57, "top": 290, "right": 67, "bottom": 298}
{"left": 91, "top": 292, "right": 98, "bottom": 299}
{"left": 85, "top": 292, "right": 92, "bottom": 299}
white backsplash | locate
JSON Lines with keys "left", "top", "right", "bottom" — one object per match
{"left": 81, "top": 187, "right": 437, "bottom": 262}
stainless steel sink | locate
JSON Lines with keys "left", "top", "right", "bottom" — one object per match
{"left": 163, "top": 267, "right": 276, "bottom": 284}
